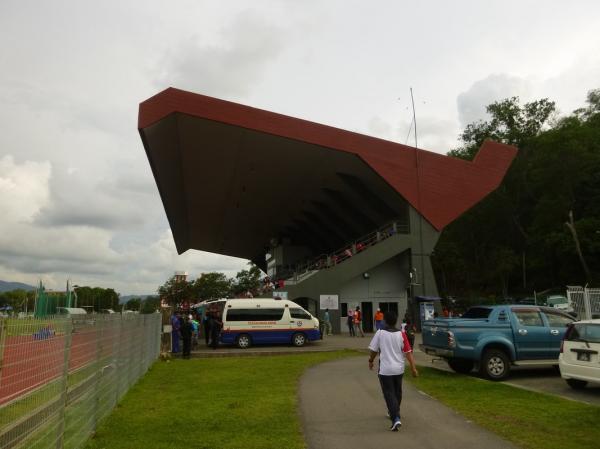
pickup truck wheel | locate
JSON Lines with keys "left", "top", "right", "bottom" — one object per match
{"left": 480, "top": 349, "right": 510, "bottom": 380}
{"left": 447, "top": 358, "right": 474, "bottom": 374}
{"left": 566, "top": 379, "right": 588, "bottom": 389}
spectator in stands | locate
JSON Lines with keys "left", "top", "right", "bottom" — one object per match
{"left": 344, "top": 248, "right": 353, "bottom": 258}
{"left": 356, "top": 242, "right": 365, "bottom": 252}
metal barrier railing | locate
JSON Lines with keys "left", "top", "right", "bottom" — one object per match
{"left": 567, "top": 286, "right": 600, "bottom": 320}
{"left": 284, "top": 220, "right": 410, "bottom": 283}
{"left": 0, "top": 313, "right": 161, "bottom": 449}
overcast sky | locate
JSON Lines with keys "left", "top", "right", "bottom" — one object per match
{"left": 1, "top": 1, "right": 599, "bottom": 295}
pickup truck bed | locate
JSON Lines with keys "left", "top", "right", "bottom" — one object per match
{"left": 420, "top": 305, "right": 575, "bottom": 379}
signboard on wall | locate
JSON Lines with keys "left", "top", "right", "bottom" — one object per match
{"left": 319, "top": 294, "right": 339, "bottom": 310}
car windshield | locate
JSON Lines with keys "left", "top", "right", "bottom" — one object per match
{"left": 461, "top": 307, "right": 492, "bottom": 319}
{"left": 569, "top": 324, "right": 600, "bottom": 343}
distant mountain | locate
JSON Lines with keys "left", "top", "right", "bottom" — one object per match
{"left": 0, "top": 280, "right": 36, "bottom": 293}
{"left": 119, "top": 294, "right": 158, "bottom": 304}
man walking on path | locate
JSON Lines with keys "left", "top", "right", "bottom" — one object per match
{"left": 368, "top": 311, "right": 418, "bottom": 431}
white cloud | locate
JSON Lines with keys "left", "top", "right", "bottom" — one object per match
{"left": 457, "top": 74, "right": 533, "bottom": 128}
{"left": 1, "top": 0, "right": 599, "bottom": 294}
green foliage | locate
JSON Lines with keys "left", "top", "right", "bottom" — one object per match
{"left": 157, "top": 275, "right": 193, "bottom": 307}
{"left": 158, "top": 263, "right": 265, "bottom": 305}
{"left": 0, "top": 289, "right": 35, "bottom": 313}
{"left": 231, "top": 262, "right": 262, "bottom": 296}
{"left": 85, "top": 352, "right": 355, "bottom": 449}
{"left": 409, "top": 367, "right": 600, "bottom": 449}
{"left": 435, "top": 89, "right": 600, "bottom": 298}
{"left": 74, "top": 286, "right": 119, "bottom": 312}
{"left": 125, "top": 297, "right": 141, "bottom": 311}
{"left": 192, "top": 272, "right": 231, "bottom": 300}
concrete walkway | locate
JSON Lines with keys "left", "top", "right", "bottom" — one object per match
{"left": 299, "top": 356, "right": 516, "bottom": 449}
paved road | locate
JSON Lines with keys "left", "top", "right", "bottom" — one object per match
{"left": 299, "top": 356, "right": 516, "bottom": 449}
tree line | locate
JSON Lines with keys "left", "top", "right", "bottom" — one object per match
{"left": 433, "top": 88, "right": 600, "bottom": 301}
{"left": 158, "top": 263, "right": 263, "bottom": 307}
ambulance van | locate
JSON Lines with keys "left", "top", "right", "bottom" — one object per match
{"left": 220, "top": 298, "right": 320, "bottom": 348}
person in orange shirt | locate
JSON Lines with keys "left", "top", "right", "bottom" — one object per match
{"left": 374, "top": 308, "right": 384, "bottom": 331}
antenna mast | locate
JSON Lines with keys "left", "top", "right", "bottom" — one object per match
{"left": 410, "top": 87, "right": 418, "bottom": 148}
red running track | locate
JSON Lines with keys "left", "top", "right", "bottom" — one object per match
{"left": 0, "top": 330, "right": 98, "bottom": 406}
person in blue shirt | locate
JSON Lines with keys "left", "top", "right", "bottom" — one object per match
{"left": 171, "top": 312, "right": 181, "bottom": 353}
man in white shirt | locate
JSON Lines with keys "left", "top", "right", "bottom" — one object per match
{"left": 368, "top": 311, "right": 418, "bottom": 431}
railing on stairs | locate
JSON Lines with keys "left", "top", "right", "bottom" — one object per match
{"left": 283, "top": 220, "right": 410, "bottom": 284}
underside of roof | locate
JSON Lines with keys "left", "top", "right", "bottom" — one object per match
{"left": 139, "top": 88, "right": 517, "bottom": 263}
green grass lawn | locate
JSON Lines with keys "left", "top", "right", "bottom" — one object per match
{"left": 408, "top": 367, "right": 600, "bottom": 449}
{"left": 84, "top": 351, "right": 356, "bottom": 449}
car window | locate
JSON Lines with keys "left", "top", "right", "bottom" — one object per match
{"left": 290, "top": 308, "right": 311, "bottom": 320}
{"left": 569, "top": 324, "right": 600, "bottom": 343}
{"left": 513, "top": 310, "right": 544, "bottom": 327}
{"left": 544, "top": 311, "right": 574, "bottom": 327}
{"left": 226, "top": 308, "right": 284, "bottom": 321}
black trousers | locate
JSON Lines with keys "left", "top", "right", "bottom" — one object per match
{"left": 182, "top": 337, "right": 191, "bottom": 357}
{"left": 378, "top": 373, "right": 403, "bottom": 422}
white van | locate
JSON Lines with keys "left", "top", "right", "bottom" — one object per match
{"left": 220, "top": 298, "right": 320, "bottom": 348}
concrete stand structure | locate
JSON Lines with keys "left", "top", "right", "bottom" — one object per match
{"left": 139, "top": 88, "right": 517, "bottom": 334}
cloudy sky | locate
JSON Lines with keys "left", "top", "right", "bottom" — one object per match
{"left": 1, "top": 1, "right": 599, "bottom": 295}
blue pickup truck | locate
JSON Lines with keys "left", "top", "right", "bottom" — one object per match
{"left": 420, "top": 305, "right": 576, "bottom": 380}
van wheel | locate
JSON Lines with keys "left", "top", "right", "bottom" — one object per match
{"left": 292, "top": 333, "right": 306, "bottom": 347}
{"left": 480, "top": 349, "right": 510, "bottom": 380}
{"left": 236, "top": 334, "right": 252, "bottom": 349}
{"left": 566, "top": 379, "right": 588, "bottom": 389}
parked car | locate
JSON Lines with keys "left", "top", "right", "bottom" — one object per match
{"left": 421, "top": 305, "right": 575, "bottom": 380}
{"left": 559, "top": 319, "right": 600, "bottom": 389}
{"left": 546, "top": 295, "right": 573, "bottom": 313}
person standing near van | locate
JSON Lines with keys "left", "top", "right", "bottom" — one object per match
{"left": 171, "top": 312, "right": 181, "bottom": 354}
{"left": 181, "top": 316, "right": 193, "bottom": 359}
{"left": 354, "top": 306, "right": 365, "bottom": 337}
{"left": 368, "top": 311, "right": 418, "bottom": 431}
{"left": 347, "top": 308, "right": 355, "bottom": 336}
{"left": 210, "top": 311, "right": 222, "bottom": 349}
{"left": 321, "top": 309, "right": 332, "bottom": 336}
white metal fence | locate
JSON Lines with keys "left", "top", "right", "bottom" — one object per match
{"left": 567, "top": 286, "right": 600, "bottom": 320}
{"left": 0, "top": 313, "right": 161, "bottom": 449}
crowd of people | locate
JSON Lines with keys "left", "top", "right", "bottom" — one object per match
{"left": 170, "top": 309, "right": 223, "bottom": 357}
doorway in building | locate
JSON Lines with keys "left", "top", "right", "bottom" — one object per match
{"left": 361, "top": 302, "right": 373, "bottom": 333}
{"left": 293, "top": 297, "right": 317, "bottom": 316}
{"left": 379, "top": 302, "right": 399, "bottom": 316}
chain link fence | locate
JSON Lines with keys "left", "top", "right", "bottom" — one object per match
{"left": 0, "top": 313, "right": 161, "bottom": 449}
{"left": 567, "top": 286, "right": 600, "bottom": 320}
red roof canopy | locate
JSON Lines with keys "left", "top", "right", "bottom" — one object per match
{"left": 139, "top": 88, "right": 516, "bottom": 233}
